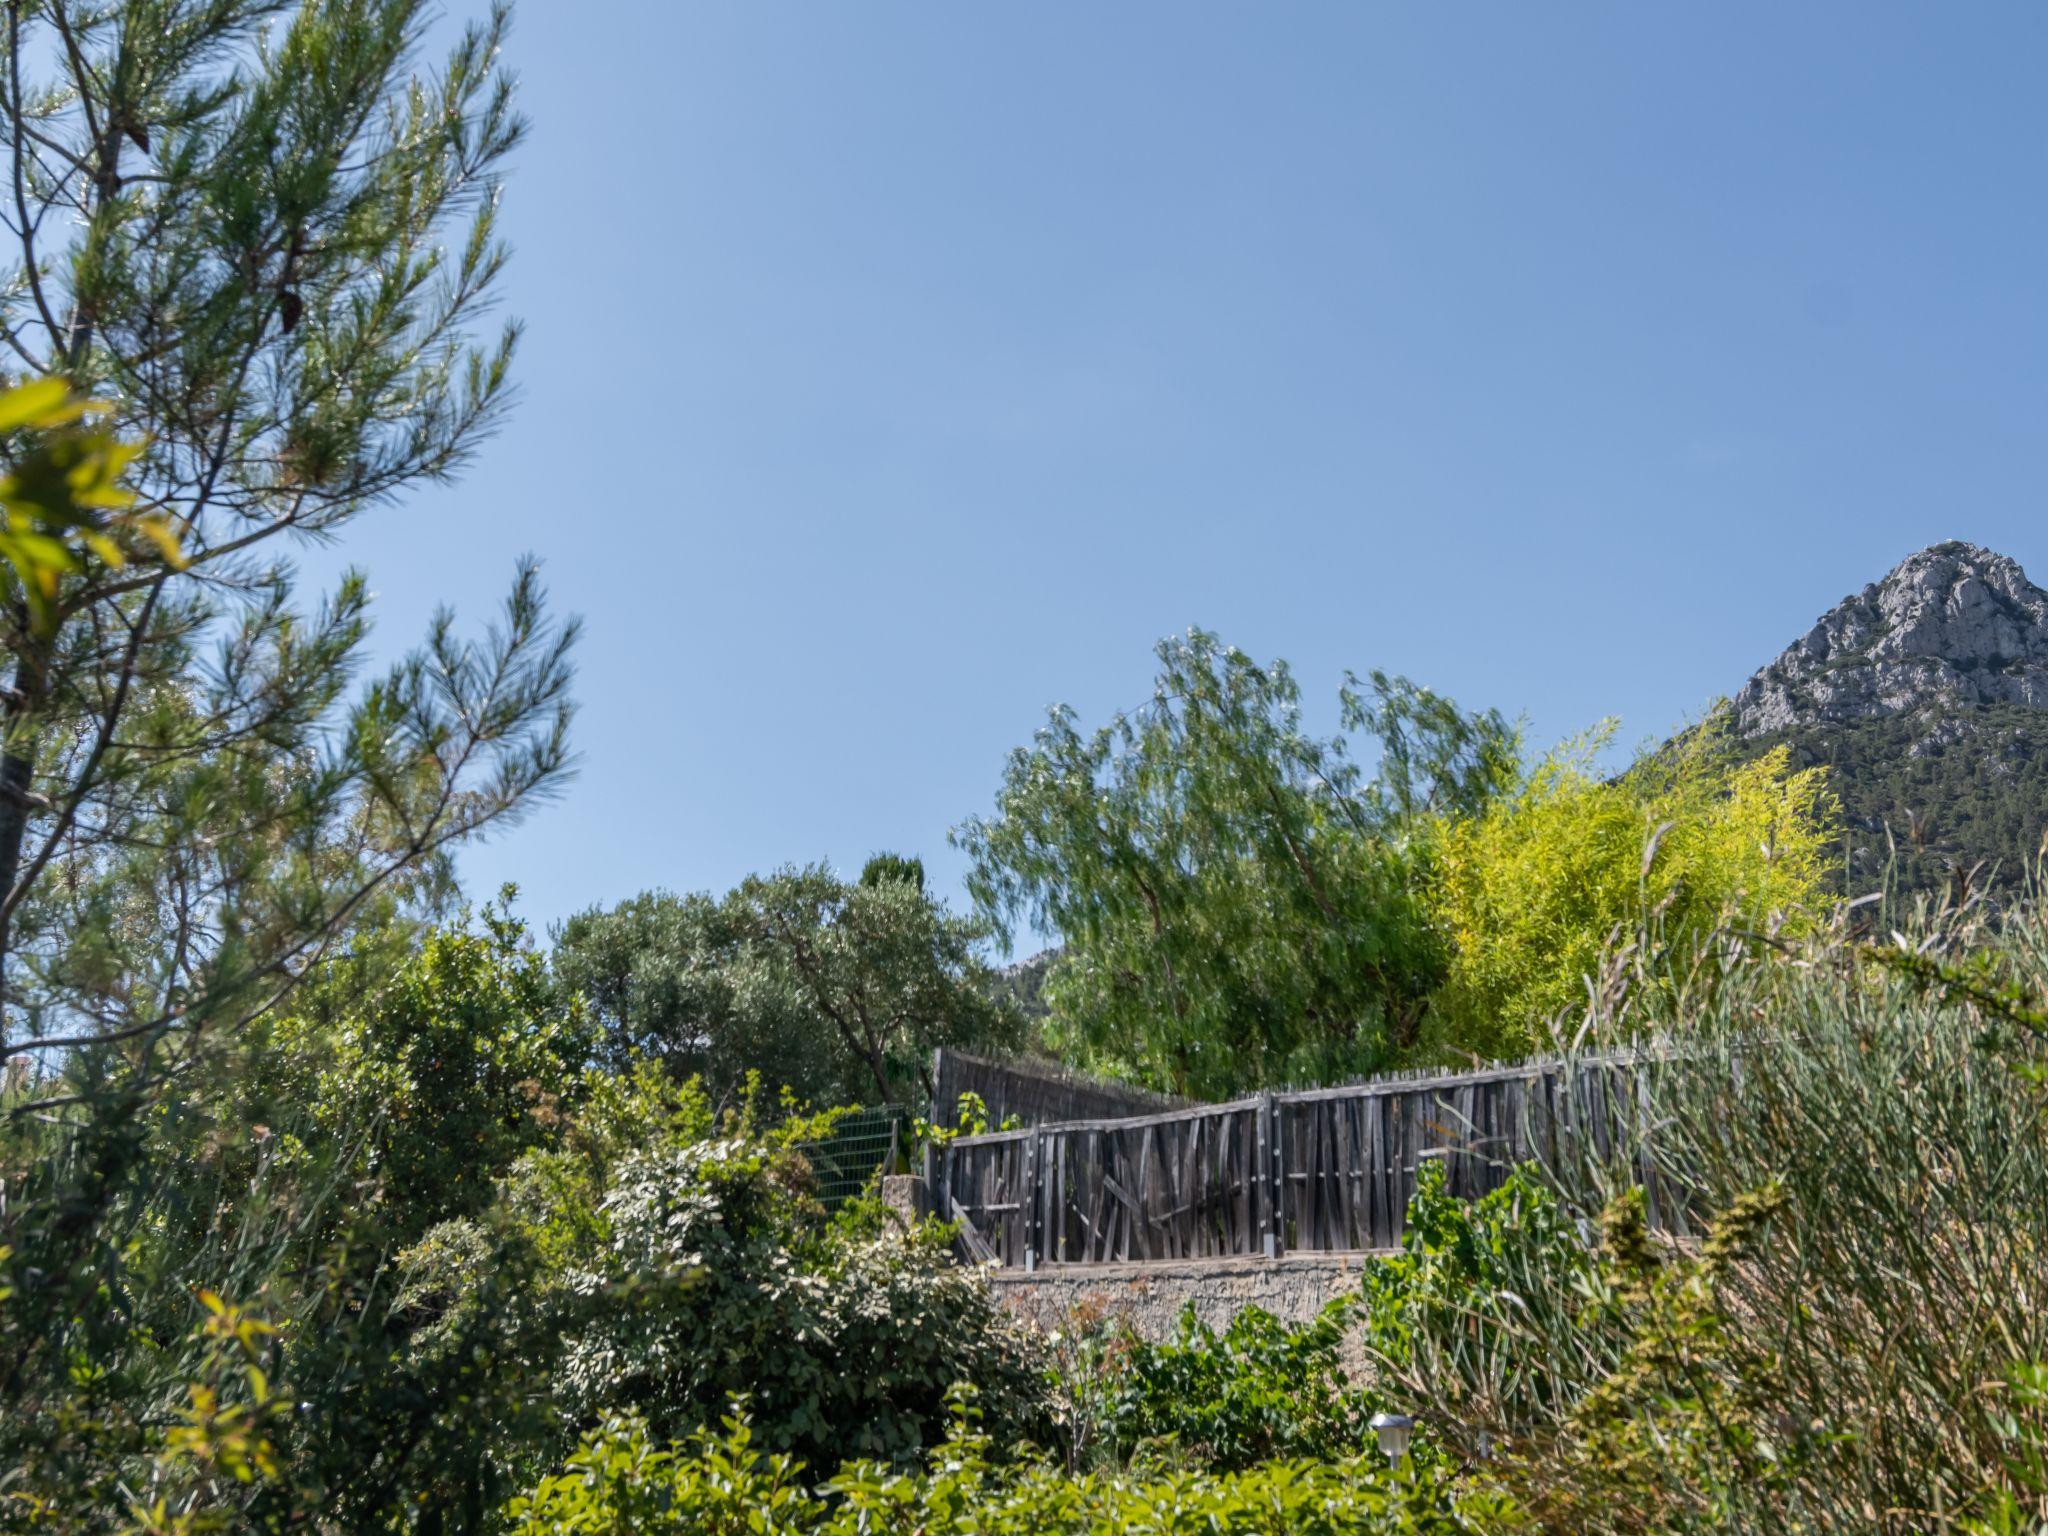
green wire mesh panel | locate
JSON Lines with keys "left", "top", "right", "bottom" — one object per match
{"left": 796, "top": 1106, "right": 907, "bottom": 1210}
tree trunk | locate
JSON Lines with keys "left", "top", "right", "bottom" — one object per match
{"left": 865, "top": 1042, "right": 895, "bottom": 1108}
{"left": 0, "top": 643, "right": 48, "bottom": 1056}
{"left": 0, "top": 35, "right": 120, "bottom": 1057}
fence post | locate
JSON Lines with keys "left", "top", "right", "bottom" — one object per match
{"left": 1040, "top": 1128, "right": 1055, "bottom": 1271}
{"left": 1034, "top": 1128, "right": 1047, "bottom": 1267}
{"left": 1254, "top": 1093, "right": 1268, "bottom": 1257}
{"left": 1258, "top": 1092, "right": 1284, "bottom": 1259}
{"left": 1021, "top": 1130, "right": 1038, "bottom": 1272}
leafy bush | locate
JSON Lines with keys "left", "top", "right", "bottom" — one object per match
{"left": 550, "top": 1134, "right": 1052, "bottom": 1470}
{"left": 504, "top": 1395, "right": 1510, "bottom": 1535}
{"left": 1427, "top": 729, "right": 1836, "bottom": 1056}
{"left": 1361, "top": 1161, "right": 1805, "bottom": 1534}
{"left": 1359, "top": 1162, "right": 1600, "bottom": 1444}
{"left": 0, "top": 909, "right": 601, "bottom": 1528}
{"left": 4, "top": 906, "right": 1034, "bottom": 1527}
{"left": 271, "top": 903, "right": 597, "bottom": 1241}
{"left": 1061, "top": 1299, "right": 1378, "bottom": 1471}
{"left": 501, "top": 1056, "right": 719, "bottom": 1276}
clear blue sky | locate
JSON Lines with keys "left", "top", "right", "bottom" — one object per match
{"left": 333, "top": 2, "right": 2048, "bottom": 942}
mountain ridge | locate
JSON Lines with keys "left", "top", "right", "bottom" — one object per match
{"left": 1734, "top": 541, "right": 2048, "bottom": 738}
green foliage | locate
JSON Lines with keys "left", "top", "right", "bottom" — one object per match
{"left": 1062, "top": 1300, "right": 1379, "bottom": 1472}
{"left": 554, "top": 864, "right": 1022, "bottom": 1108}
{"left": 503, "top": 1058, "right": 718, "bottom": 1276}
{"left": 0, "top": 908, "right": 1057, "bottom": 1527}
{"left": 1427, "top": 728, "right": 1837, "bottom": 1055}
{"left": 1348, "top": 899, "right": 2048, "bottom": 1532}
{"left": 1359, "top": 1163, "right": 1597, "bottom": 1439}
{"left": 271, "top": 900, "right": 595, "bottom": 1238}
{"left": 1967, "top": 1363, "right": 2048, "bottom": 1535}
{"left": 0, "top": 910, "right": 589, "bottom": 1529}
{"left": 903, "top": 1090, "right": 1020, "bottom": 1164}
{"left": 505, "top": 1411, "right": 824, "bottom": 1536}
{"left": 505, "top": 1395, "right": 1506, "bottom": 1536}
{"left": 982, "top": 948, "right": 1055, "bottom": 1022}
{"left": 1572, "top": 903, "right": 2048, "bottom": 1531}
{"left": 1540, "top": 1186, "right": 1803, "bottom": 1531}
{"left": 0, "top": 67, "right": 579, "bottom": 1524}
{"left": 956, "top": 630, "right": 1517, "bottom": 1096}
{"left": 860, "top": 852, "right": 927, "bottom": 892}
{"left": 954, "top": 632, "right": 1850, "bottom": 1089}
{"left": 550, "top": 888, "right": 828, "bottom": 1099}
{"left": 550, "top": 1134, "right": 1052, "bottom": 1470}
{"left": 121, "top": 1292, "right": 288, "bottom": 1535}
{"left": 1361, "top": 1162, "right": 1805, "bottom": 1534}
{"left": 1751, "top": 703, "right": 2048, "bottom": 899}
{"left": 0, "top": 378, "right": 173, "bottom": 639}
{"left": 0, "top": 0, "right": 576, "bottom": 1102}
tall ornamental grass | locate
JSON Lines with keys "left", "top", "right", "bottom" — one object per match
{"left": 1618, "top": 900, "right": 2048, "bottom": 1531}
{"left": 1362, "top": 891, "right": 2048, "bottom": 1532}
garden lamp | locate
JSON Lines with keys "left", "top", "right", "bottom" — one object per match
{"left": 1369, "top": 1412, "right": 1415, "bottom": 1468}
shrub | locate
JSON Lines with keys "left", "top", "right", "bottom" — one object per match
{"left": 504, "top": 1411, "right": 823, "bottom": 1536}
{"left": 0, "top": 912, "right": 598, "bottom": 1527}
{"left": 1061, "top": 1299, "right": 1378, "bottom": 1471}
{"left": 504, "top": 1395, "right": 1512, "bottom": 1535}
{"left": 1361, "top": 1162, "right": 1806, "bottom": 1534}
{"left": 1604, "top": 908, "right": 2048, "bottom": 1531}
{"left": 1358, "top": 1162, "right": 1600, "bottom": 1447}
{"left": 552, "top": 1136, "right": 1052, "bottom": 1469}
{"left": 501, "top": 1058, "right": 719, "bottom": 1277}
{"left": 1427, "top": 731, "right": 1835, "bottom": 1056}
{"left": 270, "top": 905, "right": 597, "bottom": 1242}
{"left": 1367, "top": 899, "right": 2048, "bottom": 1532}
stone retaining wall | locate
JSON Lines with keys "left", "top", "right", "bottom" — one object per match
{"left": 984, "top": 1252, "right": 1380, "bottom": 1365}
{"left": 878, "top": 1176, "right": 1383, "bottom": 1362}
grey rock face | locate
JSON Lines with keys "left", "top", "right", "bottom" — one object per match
{"left": 1733, "top": 542, "right": 2048, "bottom": 737}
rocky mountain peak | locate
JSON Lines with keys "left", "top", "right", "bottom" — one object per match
{"left": 1733, "top": 541, "right": 2048, "bottom": 738}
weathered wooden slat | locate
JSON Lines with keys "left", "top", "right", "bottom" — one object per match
{"left": 1367, "top": 1092, "right": 1388, "bottom": 1247}
{"left": 1345, "top": 1096, "right": 1365, "bottom": 1248}
{"left": 944, "top": 1050, "right": 1667, "bottom": 1268}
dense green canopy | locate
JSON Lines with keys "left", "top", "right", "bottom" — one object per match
{"left": 554, "top": 863, "right": 1022, "bottom": 1108}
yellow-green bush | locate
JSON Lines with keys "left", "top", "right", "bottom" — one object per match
{"left": 1427, "top": 732, "right": 1836, "bottom": 1056}
{"left": 504, "top": 1398, "right": 1510, "bottom": 1535}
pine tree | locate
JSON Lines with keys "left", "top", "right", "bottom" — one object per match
{"left": 0, "top": 1, "right": 574, "bottom": 1099}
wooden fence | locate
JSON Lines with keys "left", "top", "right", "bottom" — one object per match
{"left": 929, "top": 1047, "right": 1188, "bottom": 1133}
{"left": 926, "top": 1052, "right": 1663, "bottom": 1268}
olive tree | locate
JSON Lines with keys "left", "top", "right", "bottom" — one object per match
{"left": 556, "top": 862, "right": 1022, "bottom": 1109}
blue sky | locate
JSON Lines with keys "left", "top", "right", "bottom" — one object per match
{"left": 331, "top": 2, "right": 2048, "bottom": 943}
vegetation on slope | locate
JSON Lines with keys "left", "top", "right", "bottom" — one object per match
{"left": 1749, "top": 702, "right": 2048, "bottom": 900}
